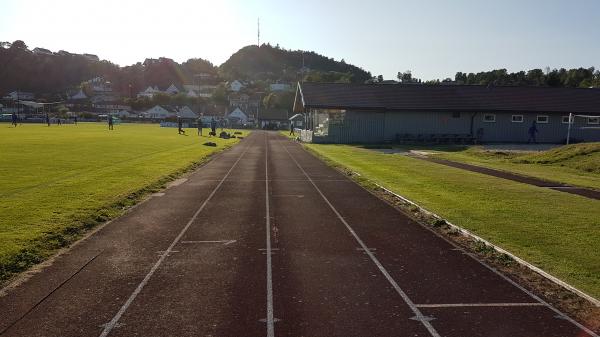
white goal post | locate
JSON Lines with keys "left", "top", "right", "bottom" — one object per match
{"left": 566, "top": 113, "right": 600, "bottom": 144}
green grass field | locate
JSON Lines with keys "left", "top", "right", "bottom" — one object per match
{"left": 305, "top": 143, "right": 600, "bottom": 298}
{"left": 0, "top": 122, "right": 247, "bottom": 283}
{"left": 422, "top": 143, "right": 600, "bottom": 190}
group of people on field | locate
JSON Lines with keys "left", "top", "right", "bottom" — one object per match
{"left": 10, "top": 112, "right": 77, "bottom": 127}
{"left": 194, "top": 117, "right": 218, "bottom": 137}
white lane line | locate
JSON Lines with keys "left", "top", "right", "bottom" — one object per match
{"left": 415, "top": 303, "right": 545, "bottom": 308}
{"left": 180, "top": 240, "right": 237, "bottom": 245}
{"left": 280, "top": 142, "right": 441, "bottom": 337}
{"left": 374, "top": 186, "right": 600, "bottom": 337}
{"left": 98, "top": 140, "right": 252, "bottom": 337}
{"left": 264, "top": 132, "right": 275, "bottom": 337}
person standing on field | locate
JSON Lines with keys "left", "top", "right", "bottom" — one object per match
{"left": 197, "top": 118, "right": 203, "bottom": 136}
{"left": 289, "top": 121, "right": 295, "bottom": 136}
{"left": 45, "top": 113, "right": 50, "bottom": 126}
{"left": 178, "top": 117, "right": 185, "bottom": 135}
{"left": 210, "top": 118, "right": 217, "bottom": 137}
{"left": 108, "top": 115, "right": 114, "bottom": 130}
{"left": 527, "top": 121, "right": 538, "bottom": 144}
{"left": 11, "top": 112, "right": 17, "bottom": 127}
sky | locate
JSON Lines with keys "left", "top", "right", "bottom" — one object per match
{"left": 1, "top": 0, "right": 599, "bottom": 80}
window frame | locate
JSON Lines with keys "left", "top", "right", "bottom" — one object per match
{"left": 588, "top": 117, "right": 600, "bottom": 125}
{"left": 562, "top": 115, "right": 572, "bottom": 124}
{"left": 536, "top": 115, "right": 549, "bottom": 124}
{"left": 482, "top": 113, "right": 496, "bottom": 123}
{"left": 511, "top": 115, "right": 524, "bottom": 123}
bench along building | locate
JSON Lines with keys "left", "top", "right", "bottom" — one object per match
{"left": 292, "top": 82, "right": 600, "bottom": 144}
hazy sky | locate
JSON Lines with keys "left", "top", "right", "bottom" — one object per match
{"left": 1, "top": 0, "right": 599, "bottom": 80}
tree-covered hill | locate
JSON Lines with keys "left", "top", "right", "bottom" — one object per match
{"left": 0, "top": 40, "right": 217, "bottom": 97}
{"left": 219, "top": 44, "right": 372, "bottom": 83}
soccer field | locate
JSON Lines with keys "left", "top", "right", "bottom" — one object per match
{"left": 0, "top": 122, "right": 247, "bottom": 283}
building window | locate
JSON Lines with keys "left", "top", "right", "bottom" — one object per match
{"left": 588, "top": 117, "right": 600, "bottom": 125}
{"left": 536, "top": 115, "right": 549, "bottom": 124}
{"left": 483, "top": 114, "right": 496, "bottom": 123}
{"left": 562, "top": 116, "right": 572, "bottom": 124}
{"left": 511, "top": 115, "right": 523, "bottom": 123}
{"left": 452, "top": 111, "right": 461, "bottom": 118}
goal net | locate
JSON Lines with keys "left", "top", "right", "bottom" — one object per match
{"left": 566, "top": 113, "right": 600, "bottom": 144}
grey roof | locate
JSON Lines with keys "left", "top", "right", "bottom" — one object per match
{"left": 295, "top": 82, "right": 600, "bottom": 114}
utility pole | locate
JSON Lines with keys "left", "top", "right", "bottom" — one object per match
{"left": 257, "top": 17, "right": 260, "bottom": 47}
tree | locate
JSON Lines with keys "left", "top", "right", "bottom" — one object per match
{"left": 211, "top": 83, "right": 228, "bottom": 105}
{"left": 9, "top": 40, "right": 28, "bottom": 51}
{"left": 397, "top": 70, "right": 413, "bottom": 83}
{"left": 377, "top": 75, "right": 384, "bottom": 82}
{"left": 152, "top": 92, "right": 171, "bottom": 106}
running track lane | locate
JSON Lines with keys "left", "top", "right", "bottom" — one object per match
{"left": 0, "top": 131, "right": 597, "bottom": 337}
{"left": 269, "top": 132, "right": 597, "bottom": 337}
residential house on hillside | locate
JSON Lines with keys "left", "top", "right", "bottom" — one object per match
{"left": 69, "top": 89, "right": 88, "bottom": 100}
{"left": 176, "top": 106, "right": 198, "bottom": 119}
{"left": 269, "top": 83, "right": 292, "bottom": 92}
{"left": 195, "top": 72, "right": 216, "bottom": 82}
{"left": 164, "top": 84, "right": 181, "bottom": 95}
{"left": 143, "top": 105, "right": 197, "bottom": 119}
{"left": 144, "top": 105, "right": 176, "bottom": 119}
{"left": 3, "top": 91, "right": 35, "bottom": 100}
{"left": 227, "top": 107, "right": 249, "bottom": 124}
{"left": 87, "top": 77, "right": 113, "bottom": 93}
{"left": 293, "top": 82, "right": 600, "bottom": 144}
{"left": 56, "top": 50, "right": 72, "bottom": 56}
{"left": 184, "top": 84, "right": 216, "bottom": 98}
{"left": 83, "top": 53, "right": 100, "bottom": 61}
{"left": 228, "top": 80, "right": 245, "bottom": 92}
{"left": 228, "top": 92, "right": 261, "bottom": 119}
{"left": 229, "top": 93, "right": 250, "bottom": 108}
{"left": 138, "top": 86, "right": 161, "bottom": 98}
{"left": 115, "top": 110, "right": 138, "bottom": 118}
{"left": 93, "top": 104, "right": 132, "bottom": 114}
{"left": 185, "top": 88, "right": 199, "bottom": 98}
{"left": 33, "top": 47, "right": 53, "bottom": 55}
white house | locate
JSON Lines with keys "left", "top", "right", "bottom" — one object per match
{"left": 137, "top": 86, "right": 161, "bottom": 98}
{"left": 70, "top": 89, "right": 88, "bottom": 100}
{"left": 4, "top": 91, "right": 35, "bottom": 100}
{"left": 227, "top": 107, "right": 248, "bottom": 123}
{"left": 270, "top": 83, "right": 292, "bottom": 92}
{"left": 165, "top": 84, "right": 180, "bottom": 95}
{"left": 115, "top": 110, "right": 137, "bottom": 118}
{"left": 185, "top": 89, "right": 199, "bottom": 98}
{"left": 228, "top": 80, "right": 244, "bottom": 92}
{"left": 143, "top": 105, "right": 176, "bottom": 119}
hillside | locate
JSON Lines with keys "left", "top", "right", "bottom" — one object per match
{"left": 512, "top": 142, "right": 600, "bottom": 173}
{"left": 219, "top": 44, "right": 372, "bottom": 83}
{"left": 0, "top": 40, "right": 217, "bottom": 97}
{"left": 0, "top": 40, "right": 119, "bottom": 97}
{"left": 0, "top": 41, "right": 370, "bottom": 97}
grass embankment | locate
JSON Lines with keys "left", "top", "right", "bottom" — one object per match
{"left": 431, "top": 143, "right": 600, "bottom": 190}
{"left": 305, "top": 143, "right": 600, "bottom": 298}
{"left": 0, "top": 123, "right": 247, "bottom": 284}
{"left": 279, "top": 130, "right": 297, "bottom": 139}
